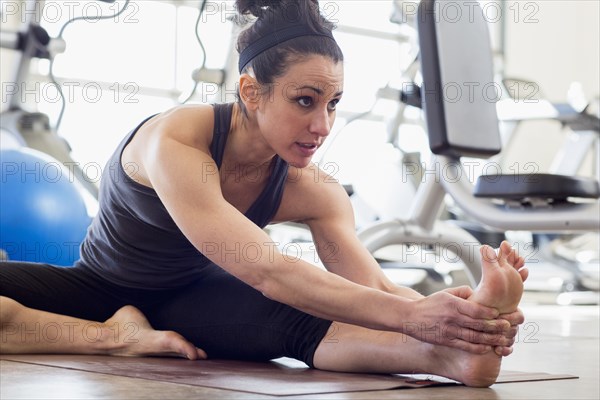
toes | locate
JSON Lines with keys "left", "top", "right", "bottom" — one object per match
{"left": 504, "top": 243, "right": 527, "bottom": 272}
{"left": 511, "top": 247, "right": 525, "bottom": 269}
{"left": 196, "top": 347, "right": 208, "bottom": 360}
{"left": 494, "top": 346, "right": 514, "bottom": 357}
{"left": 515, "top": 255, "right": 526, "bottom": 270}
{"left": 507, "top": 248, "right": 516, "bottom": 266}
{"left": 481, "top": 245, "right": 499, "bottom": 265}
{"left": 518, "top": 267, "right": 529, "bottom": 282}
{"left": 169, "top": 334, "right": 207, "bottom": 360}
{"left": 499, "top": 241, "right": 512, "bottom": 263}
{"left": 164, "top": 331, "right": 199, "bottom": 360}
{"left": 509, "top": 250, "right": 526, "bottom": 271}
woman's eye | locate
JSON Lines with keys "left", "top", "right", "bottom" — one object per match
{"left": 298, "top": 97, "right": 313, "bottom": 107}
{"left": 328, "top": 99, "right": 340, "bottom": 111}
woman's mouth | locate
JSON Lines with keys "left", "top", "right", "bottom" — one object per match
{"left": 295, "top": 142, "right": 318, "bottom": 156}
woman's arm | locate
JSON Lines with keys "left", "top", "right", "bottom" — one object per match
{"left": 144, "top": 133, "right": 410, "bottom": 328}
{"left": 297, "top": 166, "right": 522, "bottom": 353}
{"left": 298, "top": 169, "right": 423, "bottom": 300}
{"left": 141, "top": 120, "right": 508, "bottom": 353}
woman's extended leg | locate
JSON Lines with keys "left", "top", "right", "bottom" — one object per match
{"left": 312, "top": 242, "right": 527, "bottom": 387}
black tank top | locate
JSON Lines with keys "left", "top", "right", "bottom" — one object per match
{"left": 78, "top": 103, "right": 289, "bottom": 289}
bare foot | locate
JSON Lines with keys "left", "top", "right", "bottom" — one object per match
{"left": 429, "top": 241, "right": 527, "bottom": 387}
{"left": 469, "top": 241, "right": 527, "bottom": 313}
{"left": 102, "top": 305, "right": 207, "bottom": 360}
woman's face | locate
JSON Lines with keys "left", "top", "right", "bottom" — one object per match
{"left": 255, "top": 55, "right": 344, "bottom": 168}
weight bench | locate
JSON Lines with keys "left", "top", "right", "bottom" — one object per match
{"left": 359, "top": 0, "right": 600, "bottom": 286}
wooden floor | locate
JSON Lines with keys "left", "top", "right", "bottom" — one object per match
{"left": 2, "top": 296, "right": 598, "bottom": 399}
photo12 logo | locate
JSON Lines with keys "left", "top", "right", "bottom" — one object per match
{"left": 396, "top": 1, "right": 540, "bottom": 25}
{"left": 2, "top": 81, "right": 140, "bottom": 105}
{"left": 1, "top": 1, "right": 140, "bottom": 25}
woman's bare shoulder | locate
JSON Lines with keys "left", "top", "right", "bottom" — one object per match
{"left": 122, "top": 104, "right": 219, "bottom": 187}
{"left": 141, "top": 104, "right": 217, "bottom": 150}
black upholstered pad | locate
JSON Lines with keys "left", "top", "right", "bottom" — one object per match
{"left": 474, "top": 174, "right": 600, "bottom": 200}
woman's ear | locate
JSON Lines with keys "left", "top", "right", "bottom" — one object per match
{"left": 239, "top": 74, "right": 260, "bottom": 111}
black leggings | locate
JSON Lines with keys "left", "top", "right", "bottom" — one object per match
{"left": 0, "top": 261, "right": 332, "bottom": 367}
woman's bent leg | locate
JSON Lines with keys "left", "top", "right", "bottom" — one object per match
{"left": 0, "top": 261, "right": 120, "bottom": 320}
{"left": 0, "top": 262, "right": 205, "bottom": 358}
{"left": 145, "top": 263, "right": 332, "bottom": 367}
{"left": 0, "top": 297, "right": 205, "bottom": 358}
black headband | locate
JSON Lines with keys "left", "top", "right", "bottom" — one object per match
{"left": 238, "top": 24, "right": 335, "bottom": 73}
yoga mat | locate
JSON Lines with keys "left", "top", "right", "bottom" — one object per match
{"left": 0, "top": 355, "right": 578, "bottom": 396}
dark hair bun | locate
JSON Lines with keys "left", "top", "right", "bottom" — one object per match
{"left": 233, "top": 0, "right": 343, "bottom": 100}
{"left": 235, "top": 0, "right": 319, "bottom": 20}
{"left": 235, "top": 0, "right": 275, "bottom": 18}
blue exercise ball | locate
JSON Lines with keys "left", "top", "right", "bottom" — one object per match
{"left": 0, "top": 147, "right": 92, "bottom": 266}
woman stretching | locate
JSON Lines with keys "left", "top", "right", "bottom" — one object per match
{"left": 0, "top": 0, "right": 527, "bottom": 387}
